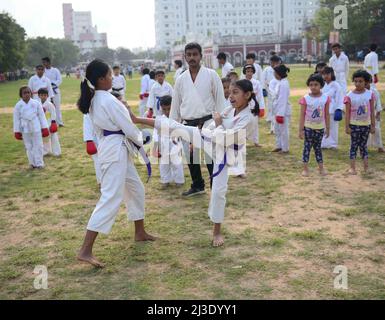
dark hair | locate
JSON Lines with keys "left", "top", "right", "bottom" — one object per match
{"left": 155, "top": 70, "right": 165, "bottom": 76}
{"left": 221, "top": 77, "right": 231, "bottom": 85}
{"left": 306, "top": 73, "right": 325, "bottom": 88}
{"left": 243, "top": 64, "right": 256, "bottom": 75}
{"left": 160, "top": 95, "right": 172, "bottom": 107}
{"left": 19, "top": 86, "right": 31, "bottom": 98}
{"left": 331, "top": 43, "right": 341, "bottom": 49}
{"left": 36, "top": 65, "right": 44, "bottom": 69}
{"left": 142, "top": 68, "right": 150, "bottom": 75}
{"left": 315, "top": 62, "right": 327, "bottom": 73}
{"left": 42, "top": 57, "right": 51, "bottom": 63}
{"left": 270, "top": 51, "right": 277, "bottom": 56}
{"left": 234, "top": 79, "right": 260, "bottom": 116}
{"left": 246, "top": 53, "right": 256, "bottom": 61}
{"left": 321, "top": 66, "right": 336, "bottom": 81}
{"left": 113, "top": 65, "right": 120, "bottom": 70}
{"left": 217, "top": 52, "right": 227, "bottom": 61}
{"left": 370, "top": 43, "right": 378, "bottom": 51}
{"left": 185, "top": 42, "right": 202, "bottom": 56}
{"left": 77, "top": 59, "right": 110, "bottom": 115}
{"left": 149, "top": 71, "right": 156, "bottom": 80}
{"left": 274, "top": 64, "right": 290, "bottom": 79}
{"left": 270, "top": 55, "right": 281, "bottom": 63}
{"left": 352, "top": 69, "right": 371, "bottom": 83}
{"left": 38, "top": 88, "right": 49, "bottom": 95}
{"left": 227, "top": 71, "right": 239, "bottom": 79}
{"left": 174, "top": 60, "right": 183, "bottom": 68}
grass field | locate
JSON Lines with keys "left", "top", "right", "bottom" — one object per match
{"left": 0, "top": 65, "right": 385, "bottom": 300}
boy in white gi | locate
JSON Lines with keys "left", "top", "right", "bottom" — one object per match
{"left": 329, "top": 43, "right": 350, "bottom": 93}
{"left": 158, "top": 96, "right": 185, "bottom": 188}
{"left": 133, "top": 80, "right": 256, "bottom": 247}
{"left": 28, "top": 65, "right": 54, "bottom": 101}
{"left": 38, "top": 89, "right": 61, "bottom": 157}
{"left": 139, "top": 68, "right": 151, "bottom": 117}
{"left": 112, "top": 66, "right": 127, "bottom": 99}
{"left": 262, "top": 55, "right": 282, "bottom": 134}
{"left": 364, "top": 44, "right": 380, "bottom": 87}
{"left": 13, "top": 86, "right": 49, "bottom": 169}
{"left": 148, "top": 70, "right": 174, "bottom": 117}
{"left": 272, "top": 65, "right": 292, "bottom": 153}
{"left": 217, "top": 52, "right": 234, "bottom": 78}
{"left": 83, "top": 113, "right": 101, "bottom": 185}
{"left": 245, "top": 53, "right": 263, "bottom": 82}
{"left": 77, "top": 60, "right": 155, "bottom": 268}
{"left": 42, "top": 57, "right": 64, "bottom": 126}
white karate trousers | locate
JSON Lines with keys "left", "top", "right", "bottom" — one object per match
{"left": 208, "top": 163, "right": 229, "bottom": 224}
{"left": 43, "top": 133, "right": 61, "bottom": 156}
{"left": 23, "top": 132, "right": 44, "bottom": 167}
{"left": 322, "top": 114, "right": 339, "bottom": 149}
{"left": 274, "top": 116, "right": 290, "bottom": 152}
{"left": 53, "top": 93, "right": 63, "bottom": 126}
{"left": 267, "top": 95, "right": 275, "bottom": 133}
{"left": 252, "top": 116, "right": 260, "bottom": 145}
{"left": 160, "top": 162, "right": 185, "bottom": 184}
{"left": 368, "top": 120, "right": 384, "bottom": 149}
{"left": 87, "top": 146, "right": 145, "bottom": 234}
{"left": 139, "top": 97, "right": 148, "bottom": 117}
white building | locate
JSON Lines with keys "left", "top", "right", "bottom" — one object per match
{"left": 155, "top": 0, "right": 320, "bottom": 49}
{"left": 63, "top": 3, "right": 108, "bottom": 54}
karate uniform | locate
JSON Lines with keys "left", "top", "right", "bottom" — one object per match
{"left": 44, "top": 67, "right": 63, "bottom": 125}
{"left": 364, "top": 51, "right": 379, "bottom": 87}
{"left": 13, "top": 99, "right": 48, "bottom": 168}
{"left": 268, "top": 78, "right": 279, "bottom": 134}
{"left": 221, "top": 62, "right": 234, "bottom": 78}
{"left": 159, "top": 115, "right": 185, "bottom": 185}
{"left": 241, "top": 63, "right": 263, "bottom": 82}
{"left": 28, "top": 75, "right": 54, "bottom": 100}
{"left": 321, "top": 81, "right": 344, "bottom": 149}
{"left": 329, "top": 52, "right": 350, "bottom": 93}
{"left": 42, "top": 100, "right": 61, "bottom": 157}
{"left": 171, "top": 66, "right": 225, "bottom": 188}
{"left": 272, "top": 78, "right": 291, "bottom": 152}
{"left": 83, "top": 114, "right": 101, "bottom": 184}
{"left": 139, "top": 74, "right": 151, "bottom": 117}
{"left": 368, "top": 86, "right": 384, "bottom": 149}
{"left": 262, "top": 66, "right": 275, "bottom": 124}
{"left": 87, "top": 91, "right": 145, "bottom": 235}
{"left": 156, "top": 105, "right": 253, "bottom": 224}
{"left": 174, "top": 68, "right": 184, "bottom": 82}
{"left": 112, "top": 74, "right": 127, "bottom": 98}
{"left": 248, "top": 78, "right": 265, "bottom": 145}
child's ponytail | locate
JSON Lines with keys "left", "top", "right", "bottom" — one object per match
{"left": 250, "top": 92, "right": 260, "bottom": 117}
{"left": 77, "top": 59, "right": 110, "bottom": 115}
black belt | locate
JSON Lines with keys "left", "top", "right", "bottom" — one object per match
{"left": 184, "top": 114, "right": 213, "bottom": 129}
{"left": 112, "top": 87, "right": 124, "bottom": 91}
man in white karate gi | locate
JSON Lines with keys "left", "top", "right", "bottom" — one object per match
{"left": 329, "top": 43, "right": 350, "bottom": 93}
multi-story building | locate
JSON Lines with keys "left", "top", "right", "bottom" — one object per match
{"left": 155, "top": 0, "right": 320, "bottom": 49}
{"left": 63, "top": 3, "right": 108, "bottom": 54}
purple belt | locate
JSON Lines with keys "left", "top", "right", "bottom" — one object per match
{"left": 103, "top": 130, "right": 152, "bottom": 182}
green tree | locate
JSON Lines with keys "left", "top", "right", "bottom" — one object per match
{"left": 116, "top": 47, "right": 137, "bottom": 64}
{"left": 51, "top": 39, "right": 80, "bottom": 68}
{"left": 0, "top": 12, "right": 26, "bottom": 72}
{"left": 92, "top": 47, "right": 116, "bottom": 65}
{"left": 25, "top": 37, "right": 53, "bottom": 68}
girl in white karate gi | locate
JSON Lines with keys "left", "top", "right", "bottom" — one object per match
{"left": 366, "top": 79, "right": 384, "bottom": 153}
{"left": 38, "top": 88, "right": 61, "bottom": 157}
{"left": 272, "top": 65, "right": 292, "bottom": 153}
{"left": 77, "top": 60, "right": 155, "bottom": 268}
{"left": 133, "top": 80, "right": 257, "bottom": 247}
{"left": 243, "top": 64, "right": 265, "bottom": 148}
{"left": 13, "top": 86, "right": 49, "bottom": 169}
{"left": 321, "top": 67, "right": 344, "bottom": 150}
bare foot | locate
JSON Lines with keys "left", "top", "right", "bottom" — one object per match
{"left": 77, "top": 253, "right": 105, "bottom": 268}
{"left": 378, "top": 148, "right": 385, "bottom": 153}
{"left": 213, "top": 234, "right": 224, "bottom": 247}
{"left": 319, "top": 169, "right": 328, "bottom": 176}
{"left": 348, "top": 168, "right": 357, "bottom": 175}
{"left": 272, "top": 148, "right": 282, "bottom": 153}
{"left": 254, "top": 144, "right": 262, "bottom": 148}
{"left": 302, "top": 170, "right": 310, "bottom": 177}
{"left": 237, "top": 174, "right": 246, "bottom": 179}
{"left": 135, "top": 232, "right": 156, "bottom": 242}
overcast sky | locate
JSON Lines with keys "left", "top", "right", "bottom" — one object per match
{"left": 0, "top": 0, "right": 156, "bottom": 49}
